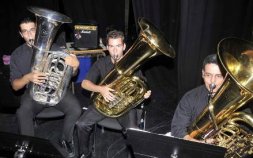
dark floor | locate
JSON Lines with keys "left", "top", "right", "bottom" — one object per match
{"left": 0, "top": 81, "right": 177, "bottom": 158}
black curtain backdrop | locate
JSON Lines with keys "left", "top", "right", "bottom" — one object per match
{"left": 177, "top": 0, "right": 253, "bottom": 98}
{"left": 0, "top": 0, "right": 253, "bottom": 109}
{"left": 1, "top": 0, "right": 61, "bottom": 54}
{"left": 132, "top": 0, "right": 179, "bottom": 106}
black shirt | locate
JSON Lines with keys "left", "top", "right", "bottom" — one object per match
{"left": 171, "top": 85, "right": 209, "bottom": 138}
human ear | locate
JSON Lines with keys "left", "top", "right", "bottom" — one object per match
{"left": 123, "top": 43, "right": 126, "bottom": 50}
{"left": 19, "top": 31, "right": 23, "bottom": 38}
{"left": 202, "top": 69, "right": 205, "bottom": 78}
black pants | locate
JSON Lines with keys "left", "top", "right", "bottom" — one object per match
{"left": 76, "top": 105, "right": 138, "bottom": 155}
{"left": 16, "top": 90, "right": 82, "bottom": 142}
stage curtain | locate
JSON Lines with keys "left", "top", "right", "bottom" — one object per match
{"left": 132, "top": 0, "right": 179, "bottom": 105}
{"left": 177, "top": 0, "right": 253, "bottom": 98}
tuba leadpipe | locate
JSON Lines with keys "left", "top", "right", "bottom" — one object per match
{"left": 28, "top": 7, "right": 73, "bottom": 106}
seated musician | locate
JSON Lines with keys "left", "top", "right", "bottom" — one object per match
{"left": 76, "top": 29, "right": 151, "bottom": 158}
{"left": 170, "top": 54, "right": 225, "bottom": 143}
{"left": 9, "top": 17, "right": 81, "bottom": 158}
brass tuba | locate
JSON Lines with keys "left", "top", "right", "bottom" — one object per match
{"left": 188, "top": 37, "right": 253, "bottom": 158}
{"left": 28, "top": 7, "right": 73, "bottom": 106}
{"left": 92, "top": 18, "right": 175, "bottom": 118}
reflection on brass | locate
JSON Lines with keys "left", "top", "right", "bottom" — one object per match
{"left": 93, "top": 18, "right": 176, "bottom": 118}
{"left": 188, "top": 37, "right": 253, "bottom": 158}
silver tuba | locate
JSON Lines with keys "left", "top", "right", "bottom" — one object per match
{"left": 28, "top": 7, "right": 73, "bottom": 106}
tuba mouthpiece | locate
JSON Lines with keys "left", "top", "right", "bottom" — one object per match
{"left": 209, "top": 83, "right": 216, "bottom": 91}
{"left": 28, "top": 39, "right": 34, "bottom": 46}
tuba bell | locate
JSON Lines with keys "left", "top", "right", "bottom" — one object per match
{"left": 92, "top": 18, "right": 176, "bottom": 118}
{"left": 188, "top": 37, "right": 253, "bottom": 158}
{"left": 28, "top": 7, "right": 73, "bottom": 106}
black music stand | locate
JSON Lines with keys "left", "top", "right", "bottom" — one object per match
{"left": 126, "top": 129, "right": 226, "bottom": 158}
{"left": 0, "top": 132, "right": 64, "bottom": 158}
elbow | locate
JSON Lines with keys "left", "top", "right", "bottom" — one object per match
{"left": 11, "top": 82, "right": 21, "bottom": 91}
{"left": 81, "top": 80, "right": 88, "bottom": 89}
{"left": 11, "top": 85, "right": 19, "bottom": 91}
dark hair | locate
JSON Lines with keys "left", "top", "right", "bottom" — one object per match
{"left": 18, "top": 17, "right": 36, "bottom": 31}
{"left": 106, "top": 30, "right": 125, "bottom": 45}
{"left": 202, "top": 54, "right": 218, "bottom": 69}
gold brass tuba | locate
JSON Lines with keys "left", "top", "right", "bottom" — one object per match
{"left": 92, "top": 18, "right": 176, "bottom": 118}
{"left": 28, "top": 7, "right": 73, "bottom": 106}
{"left": 188, "top": 37, "right": 253, "bottom": 158}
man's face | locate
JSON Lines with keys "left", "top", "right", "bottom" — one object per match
{"left": 202, "top": 63, "right": 224, "bottom": 93}
{"left": 19, "top": 22, "right": 36, "bottom": 46}
{"left": 107, "top": 38, "right": 126, "bottom": 63}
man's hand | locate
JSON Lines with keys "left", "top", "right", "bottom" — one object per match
{"left": 99, "top": 85, "right": 115, "bottom": 102}
{"left": 64, "top": 54, "right": 79, "bottom": 72}
{"left": 184, "top": 135, "right": 214, "bottom": 144}
{"left": 144, "top": 90, "right": 151, "bottom": 99}
{"left": 28, "top": 71, "right": 47, "bottom": 85}
{"left": 11, "top": 70, "right": 47, "bottom": 91}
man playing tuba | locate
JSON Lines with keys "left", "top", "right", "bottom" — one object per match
{"left": 10, "top": 17, "right": 81, "bottom": 158}
{"left": 76, "top": 29, "right": 151, "bottom": 158}
{"left": 170, "top": 54, "right": 224, "bottom": 143}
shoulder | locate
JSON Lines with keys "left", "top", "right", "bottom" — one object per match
{"left": 98, "top": 55, "right": 111, "bottom": 62}
{"left": 93, "top": 55, "right": 111, "bottom": 66}
{"left": 12, "top": 44, "right": 26, "bottom": 55}
{"left": 176, "top": 85, "right": 208, "bottom": 112}
{"left": 11, "top": 44, "right": 30, "bottom": 58}
{"left": 182, "top": 85, "right": 207, "bottom": 100}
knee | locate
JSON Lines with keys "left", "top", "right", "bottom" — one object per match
{"left": 75, "top": 119, "right": 93, "bottom": 131}
{"left": 66, "top": 103, "right": 82, "bottom": 117}
{"left": 71, "top": 106, "right": 82, "bottom": 118}
{"left": 16, "top": 108, "right": 22, "bottom": 118}
{"left": 76, "top": 119, "right": 85, "bottom": 128}
{"left": 16, "top": 106, "right": 33, "bottom": 119}
{"left": 75, "top": 120, "right": 82, "bottom": 129}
